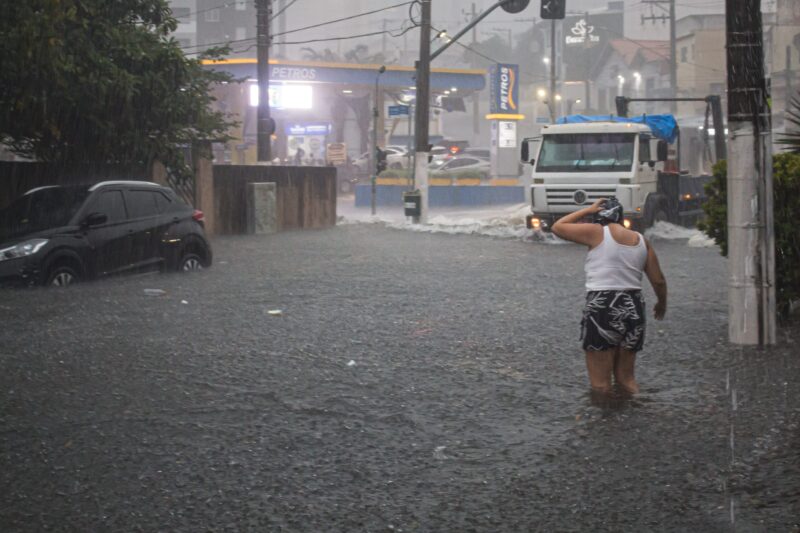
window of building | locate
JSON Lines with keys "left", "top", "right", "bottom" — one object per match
{"left": 235, "top": 27, "right": 247, "bottom": 41}
{"left": 235, "top": 1, "right": 247, "bottom": 10}
{"left": 205, "top": 8, "right": 220, "bottom": 22}
{"left": 681, "top": 46, "right": 688, "bottom": 62}
{"left": 691, "top": 44, "right": 695, "bottom": 60}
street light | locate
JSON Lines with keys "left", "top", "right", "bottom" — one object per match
{"left": 371, "top": 65, "right": 386, "bottom": 216}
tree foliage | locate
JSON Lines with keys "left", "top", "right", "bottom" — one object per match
{"left": 777, "top": 92, "right": 800, "bottom": 153}
{"left": 0, "top": 0, "right": 235, "bottom": 178}
{"left": 698, "top": 154, "right": 800, "bottom": 318}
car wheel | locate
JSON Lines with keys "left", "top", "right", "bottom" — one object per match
{"left": 45, "top": 263, "right": 80, "bottom": 287}
{"left": 179, "top": 252, "right": 204, "bottom": 272}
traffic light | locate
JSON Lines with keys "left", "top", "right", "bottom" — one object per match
{"left": 540, "top": 0, "right": 565, "bottom": 19}
{"left": 376, "top": 147, "right": 387, "bottom": 174}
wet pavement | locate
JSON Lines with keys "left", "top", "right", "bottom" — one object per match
{"left": 1, "top": 224, "right": 799, "bottom": 532}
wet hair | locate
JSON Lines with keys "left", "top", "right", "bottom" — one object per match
{"left": 594, "top": 196, "right": 624, "bottom": 225}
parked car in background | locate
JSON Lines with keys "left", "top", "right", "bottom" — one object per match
{"left": 428, "top": 156, "right": 491, "bottom": 178}
{"left": 0, "top": 181, "right": 212, "bottom": 287}
{"left": 353, "top": 147, "right": 408, "bottom": 171}
{"left": 461, "top": 147, "right": 491, "bottom": 159}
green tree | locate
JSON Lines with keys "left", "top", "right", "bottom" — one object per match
{"left": 698, "top": 154, "right": 800, "bottom": 318}
{"left": 777, "top": 92, "right": 800, "bottom": 153}
{"left": 0, "top": 0, "right": 235, "bottom": 178}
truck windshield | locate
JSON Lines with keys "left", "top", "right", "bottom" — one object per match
{"left": 536, "top": 133, "right": 636, "bottom": 172}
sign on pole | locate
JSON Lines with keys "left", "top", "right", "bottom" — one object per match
{"left": 489, "top": 64, "right": 520, "bottom": 115}
{"left": 326, "top": 142, "right": 347, "bottom": 165}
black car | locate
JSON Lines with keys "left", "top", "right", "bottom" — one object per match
{"left": 0, "top": 181, "right": 212, "bottom": 287}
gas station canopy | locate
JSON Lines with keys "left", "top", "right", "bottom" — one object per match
{"left": 202, "top": 58, "right": 486, "bottom": 91}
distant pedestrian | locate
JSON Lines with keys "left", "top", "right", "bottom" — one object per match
{"left": 293, "top": 147, "right": 305, "bottom": 166}
{"left": 552, "top": 197, "right": 667, "bottom": 396}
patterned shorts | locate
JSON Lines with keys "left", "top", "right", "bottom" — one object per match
{"left": 580, "top": 290, "right": 646, "bottom": 352}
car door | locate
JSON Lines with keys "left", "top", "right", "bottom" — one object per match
{"left": 82, "top": 189, "right": 132, "bottom": 276}
{"left": 124, "top": 189, "right": 165, "bottom": 268}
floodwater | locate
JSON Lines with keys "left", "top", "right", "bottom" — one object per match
{"left": 1, "top": 224, "right": 798, "bottom": 531}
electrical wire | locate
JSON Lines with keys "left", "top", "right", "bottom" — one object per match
{"left": 272, "top": 1, "right": 414, "bottom": 38}
{"left": 272, "top": 0, "right": 299, "bottom": 20}
{"left": 180, "top": 1, "right": 414, "bottom": 53}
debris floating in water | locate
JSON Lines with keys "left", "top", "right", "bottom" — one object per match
{"left": 347, "top": 360, "right": 356, "bottom": 367}
{"left": 267, "top": 309, "right": 283, "bottom": 316}
{"left": 143, "top": 289, "right": 166, "bottom": 296}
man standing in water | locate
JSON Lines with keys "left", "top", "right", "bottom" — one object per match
{"left": 552, "top": 197, "right": 667, "bottom": 395}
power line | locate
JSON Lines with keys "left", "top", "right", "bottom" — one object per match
{"left": 272, "top": 0, "right": 299, "bottom": 20}
{"left": 180, "top": 1, "right": 414, "bottom": 52}
{"left": 272, "top": 1, "right": 414, "bottom": 38}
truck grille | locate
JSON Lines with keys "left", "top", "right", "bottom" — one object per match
{"left": 545, "top": 187, "right": 617, "bottom": 206}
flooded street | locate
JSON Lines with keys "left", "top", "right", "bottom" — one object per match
{"left": 1, "top": 224, "right": 798, "bottom": 532}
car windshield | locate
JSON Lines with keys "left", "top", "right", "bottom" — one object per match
{"left": 535, "top": 133, "right": 635, "bottom": 172}
{"left": 0, "top": 186, "right": 90, "bottom": 239}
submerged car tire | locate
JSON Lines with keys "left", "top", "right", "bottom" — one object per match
{"left": 175, "top": 241, "right": 211, "bottom": 273}
{"left": 179, "top": 252, "right": 204, "bottom": 272}
{"left": 45, "top": 263, "right": 81, "bottom": 287}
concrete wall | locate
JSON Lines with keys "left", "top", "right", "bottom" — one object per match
{"left": 213, "top": 165, "right": 336, "bottom": 234}
{"left": 0, "top": 162, "right": 150, "bottom": 209}
{"left": 355, "top": 184, "right": 524, "bottom": 207}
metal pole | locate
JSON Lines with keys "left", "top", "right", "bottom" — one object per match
{"left": 549, "top": 19, "right": 556, "bottom": 122}
{"left": 414, "top": 0, "right": 432, "bottom": 223}
{"left": 669, "top": 0, "right": 677, "bottom": 114}
{"left": 256, "top": 0, "right": 272, "bottom": 162}
{"left": 371, "top": 67, "right": 385, "bottom": 216}
{"left": 584, "top": 11, "right": 591, "bottom": 112}
{"left": 471, "top": 3, "right": 480, "bottom": 135}
{"left": 725, "top": 0, "right": 776, "bottom": 345}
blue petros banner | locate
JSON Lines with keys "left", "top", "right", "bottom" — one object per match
{"left": 490, "top": 64, "right": 519, "bottom": 114}
{"left": 285, "top": 123, "right": 331, "bottom": 136}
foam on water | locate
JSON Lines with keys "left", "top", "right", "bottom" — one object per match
{"left": 340, "top": 203, "right": 718, "bottom": 248}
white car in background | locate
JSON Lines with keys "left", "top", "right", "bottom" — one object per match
{"left": 352, "top": 147, "right": 409, "bottom": 171}
{"left": 429, "top": 155, "right": 491, "bottom": 178}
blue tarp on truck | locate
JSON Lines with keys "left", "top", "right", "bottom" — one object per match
{"left": 555, "top": 114, "right": 679, "bottom": 143}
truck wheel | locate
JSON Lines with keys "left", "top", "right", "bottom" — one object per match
{"left": 643, "top": 195, "right": 670, "bottom": 229}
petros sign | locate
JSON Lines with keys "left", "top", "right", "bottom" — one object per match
{"left": 490, "top": 63, "right": 519, "bottom": 114}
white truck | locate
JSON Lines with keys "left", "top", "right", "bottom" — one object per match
{"left": 520, "top": 114, "right": 712, "bottom": 232}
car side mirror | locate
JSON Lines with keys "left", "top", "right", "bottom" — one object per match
{"left": 648, "top": 160, "right": 656, "bottom": 169}
{"left": 521, "top": 142, "right": 529, "bottom": 163}
{"left": 82, "top": 212, "right": 107, "bottom": 227}
{"left": 529, "top": 158, "right": 536, "bottom": 166}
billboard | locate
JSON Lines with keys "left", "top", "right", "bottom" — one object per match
{"left": 489, "top": 64, "right": 520, "bottom": 114}
{"left": 561, "top": 12, "right": 624, "bottom": 81}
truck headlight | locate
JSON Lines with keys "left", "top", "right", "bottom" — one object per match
{"left": 0, "top": 239, "right": 49, "bottom": 262}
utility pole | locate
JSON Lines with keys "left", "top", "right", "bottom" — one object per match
{"left": 641, "top": 0, "right": 677, "bottom": 113}
{"left": 725, "top": 0, "right": 776, "bottom": 345}
{"left": 256, "top": 0, "right": 273, "bottom": 161}
{"left": 584, "top": 11, "right": 591, "bottom": 112}
{"left": 471, "top": 3, "right": 480, "bottom": 135}
{"left": 277, "top": 0, "right": 287, "bottom": 58}
{"left": 413, "top": 0, "right": 432, "bottom": 223}
{"left": 371, "top": 66, "right": 386, "bottom": 216}
{"left": 549, "top": 19, "right": 556, "bottom": 121}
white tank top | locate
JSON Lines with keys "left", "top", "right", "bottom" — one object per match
{"left": 585, "top": 225, "right": 648, "bottom": 291}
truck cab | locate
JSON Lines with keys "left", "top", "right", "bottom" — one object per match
{"left": 520, "top": 121, "right": 671, "bottom": 231}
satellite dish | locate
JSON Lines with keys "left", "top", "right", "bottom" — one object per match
{"left": 500, "top": 0, "right": 530, "bottom": 14}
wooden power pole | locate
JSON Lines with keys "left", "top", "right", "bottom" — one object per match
{"left": 256, "top": 0, "right": 273, "bottom": 162}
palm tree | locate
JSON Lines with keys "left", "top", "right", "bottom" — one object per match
{"left": 777, "top": 92, "right": 800, "bottom": 153}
